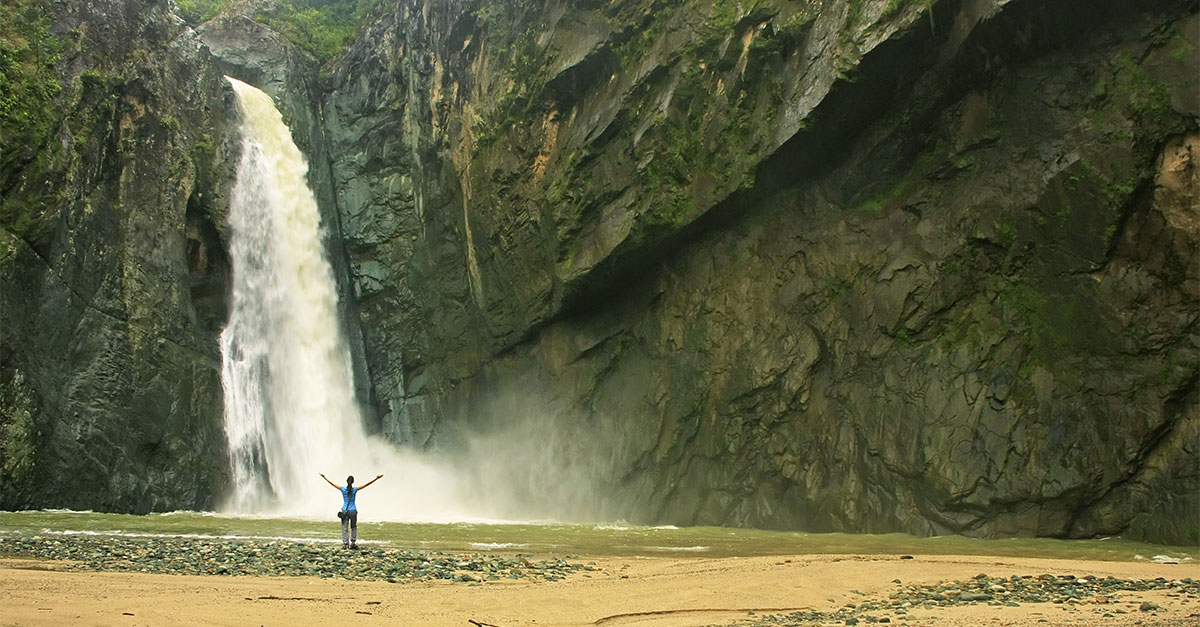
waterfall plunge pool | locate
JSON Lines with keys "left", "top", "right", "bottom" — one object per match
{"left": 0, "top": 510, "right": 1194, "bottom": 562}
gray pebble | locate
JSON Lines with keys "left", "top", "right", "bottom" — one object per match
{"left": 0, "top": 535, "right": 590, "bottom": 584}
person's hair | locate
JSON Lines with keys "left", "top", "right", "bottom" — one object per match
{"left": 346, "top": 475, "right": 354, "bottom": 486}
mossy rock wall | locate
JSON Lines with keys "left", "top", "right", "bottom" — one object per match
{"left": 1, "top": 0, "right": 1195, "bottom": 543}
{"left": 328, "top": 0, "right": 1198, "bottom": 542}
{"left": 0, "top": 0, "right": 235, "bottom": 512}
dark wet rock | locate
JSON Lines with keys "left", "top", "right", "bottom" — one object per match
{"left": 0, "top": 0, "right": 237, "bottom": 513}
{"left": 327, "top": 0, "right": 1200, "bottom": 542}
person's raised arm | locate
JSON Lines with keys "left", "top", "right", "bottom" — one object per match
{"left": 358, "top": 474, "right": 384, "bottom": 490}
{"left": 319, "top": 473, "right": 341, "bottom": 489}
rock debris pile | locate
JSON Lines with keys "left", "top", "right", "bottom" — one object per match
{"left": 748, "top": 572, "right": 1200, "bottom": 625}
{"left": 0, "top": 535, "right": 589, "bottom": 583}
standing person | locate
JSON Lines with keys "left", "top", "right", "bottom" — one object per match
{"left": 320, "top": 472, "right": 383, "bottom": 548}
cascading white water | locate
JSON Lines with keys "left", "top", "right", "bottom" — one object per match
{"left": 219, "top": 77, "right": 474, "bottom": 520}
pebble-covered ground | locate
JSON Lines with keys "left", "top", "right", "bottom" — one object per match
{"left": 0, "top": 535, "right": 590, "bottom": 583}
{"left": 4, "top": 534, "right": 1199, "bottom": 625}
{"left": 746, "top": 572, "right": 1200, "bottom": 625}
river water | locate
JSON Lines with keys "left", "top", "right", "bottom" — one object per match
{"left": 1, "top": 511, "right": 1194, "bottom": 562}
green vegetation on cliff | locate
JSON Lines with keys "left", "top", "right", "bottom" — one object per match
{"left": 255, "top": 0, "right": 365, "bottom": 61}
{"left": 0, "top": 0, "right": 63, "bottom": 190}
{"left": 179, "top": 0, "right": 380, "bottom": 61}
{"left": 176, "top": 0, "right": 227, "bottom": 23}
{"left": 0, "top": 0, "right": 77, "bottom": 253}
{"left": 2, "top": 0, "right": 237, "bottom": 514}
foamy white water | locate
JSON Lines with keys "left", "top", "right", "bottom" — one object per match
{"left": 220, "top": 77, "right": 478, "bottom": 521}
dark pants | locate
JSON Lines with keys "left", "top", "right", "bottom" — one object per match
{"left": 341, "top": 510, "right": 357, "bottom": 546}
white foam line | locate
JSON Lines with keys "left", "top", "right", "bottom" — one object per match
{"left": 12, "top": 509, "right": 98, "bottom": 515}
{"left": 34, "top": 529, "right": 356, "bottom": 544}
{"left": 645, "top": 545, "right": 709, "bottom": 552}
{"left": 469, "top": 542, "right": 526, "bottom": 550}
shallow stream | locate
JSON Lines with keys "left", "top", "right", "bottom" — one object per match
{"left": 1, "top": 510, "right": 1194, "bottom": 562}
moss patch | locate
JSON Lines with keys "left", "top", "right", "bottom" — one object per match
{"left": 175, "top": 0, "right": 382, "bottom": 62}
{"left": 0, "top": 0, "right": 64, "bottom": 187}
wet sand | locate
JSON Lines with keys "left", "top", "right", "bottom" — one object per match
{"left": 2, "top": 553, "right": 1198, "bottom": 626}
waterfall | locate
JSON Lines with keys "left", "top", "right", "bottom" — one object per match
{"left": 219, "top": 77, "right": 470, "bottom": 521}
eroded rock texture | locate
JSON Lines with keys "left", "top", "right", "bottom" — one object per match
{"left": 1, "top": 0, "right": 235, "bottom": 511}
{"left": 326, "top": 0, "right": 1198, "bottom": 542}
{"left": 2, "top": 0, "right": 1195, "bottom": 543}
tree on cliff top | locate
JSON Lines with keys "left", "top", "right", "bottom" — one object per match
{"left": 176, "top": 0, "right": 381, "bottom": 62}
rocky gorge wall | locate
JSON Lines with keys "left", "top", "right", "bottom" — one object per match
{"left": 1, "top": 0, "right": 1196, "bottom": 544}
{"left": 0, "top": 0, "right": 383, "bottom": 513}
{"left": 326, "top": 0, "right": 1199, "bottom": 542}
{"left": 0, "top": 0, "right": 236, "bottom": 511}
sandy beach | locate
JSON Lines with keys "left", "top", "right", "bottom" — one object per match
{"left": 3, "top": 553, "right": 1198, "bottom": 626}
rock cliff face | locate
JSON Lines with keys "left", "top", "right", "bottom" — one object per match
{"left": 0, "top": 0, "right": 235, "bottom": 511}
{"left": 326, "top": 0, "right": 1199, "bottom": 542}
{"left": 2, "top": 0, "right": 1196, "bottom": 543}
